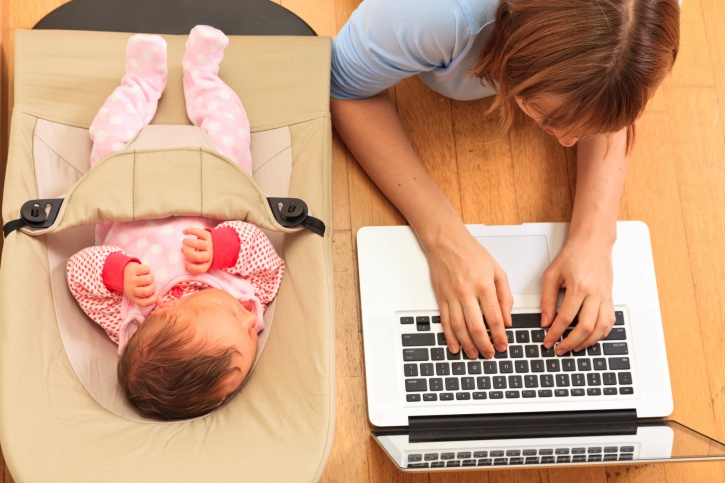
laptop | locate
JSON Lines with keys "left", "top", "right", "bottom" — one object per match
{"left": 356, "top": 221, "right": 725, "bottom": 470}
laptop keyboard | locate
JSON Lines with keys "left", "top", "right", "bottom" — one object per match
{"left": 406, "top": 443, "right": 639, "bottom": 468}
{"left": 400, "top": 311, "right": 636, "bottom": 404}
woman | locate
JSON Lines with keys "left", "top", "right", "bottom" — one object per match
{"left": 331, "top": 0, "right": 680, "bottom": 360}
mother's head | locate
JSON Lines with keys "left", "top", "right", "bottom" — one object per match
{"left": 473, "top": 0, "right": 680, "bottom": 149}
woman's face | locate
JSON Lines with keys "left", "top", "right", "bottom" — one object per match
{"left": 515, "top": 96, "right": 580, "bottom": 147}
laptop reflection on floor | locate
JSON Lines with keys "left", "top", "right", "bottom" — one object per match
{"left": 357, "top": 222, "right": 725, "bottom": 470}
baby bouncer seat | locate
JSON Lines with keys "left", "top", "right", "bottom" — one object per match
{"left": 0, "top": 18, "right": 334, "bottom": 483}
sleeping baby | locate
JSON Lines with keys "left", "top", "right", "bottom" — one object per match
{"left": 66, "top": 26, "right": 284, "bottom": 420}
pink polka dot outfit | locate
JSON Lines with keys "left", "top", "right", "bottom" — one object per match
{"left": 67, "top": 27, "right": 283, "bottom": 354}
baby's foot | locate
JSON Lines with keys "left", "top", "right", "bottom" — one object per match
{"left": 184, "top": 25, "right": 229, "bottom": 73}
{"left": 125, "top": 34, "right": 167, "bottom": 92}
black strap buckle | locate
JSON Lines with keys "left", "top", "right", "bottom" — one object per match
{"left": 267, "top": 197, "right": 325, "bottom": 236}
{"left": 3, "top": 198, "right": 64, "bottom": 238}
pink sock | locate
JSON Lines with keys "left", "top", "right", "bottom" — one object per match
{"left": 89, "top": 34, "right": 167, "bottom": 166}
{"left": 183, "top": 25, "right": 252, "bottom": 174}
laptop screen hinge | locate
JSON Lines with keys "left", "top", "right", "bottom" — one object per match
{"left": 408, "top": 409, "right": 638, "bottom": 442}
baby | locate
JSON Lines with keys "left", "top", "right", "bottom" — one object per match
{"left": 66, "top": 26, "right": 284, "bottom": 420}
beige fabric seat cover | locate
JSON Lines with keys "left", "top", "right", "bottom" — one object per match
{"left": 0, "top": 30, "right": 334, "bottom": 482}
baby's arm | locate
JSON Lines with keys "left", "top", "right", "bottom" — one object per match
{"left": 67, "top": 247, "right": 139, "bottom": 342}
{"left": 214, "top": 221, "right": 285, "bottom": 307}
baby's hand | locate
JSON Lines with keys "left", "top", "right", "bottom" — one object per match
{"left": 182, "top": 227, "right": 214, "bottom": 274}
{"left": 123, "top": 262, "right": 157, "bottom": 307}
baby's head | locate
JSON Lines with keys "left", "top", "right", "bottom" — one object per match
{"left": 117, "top": 288, "right": 260, "bottom": 420}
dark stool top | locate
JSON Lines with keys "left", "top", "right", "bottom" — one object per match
{"left": 34, "top": 0, "right": 315, "bottom": 36}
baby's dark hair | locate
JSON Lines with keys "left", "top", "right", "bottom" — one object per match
{"left": 117, "top": 310, "right": 243, "bottom": 421}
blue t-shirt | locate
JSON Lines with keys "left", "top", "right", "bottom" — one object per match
{"left": 331, "top": 0, "right": 499, "bottom": 101}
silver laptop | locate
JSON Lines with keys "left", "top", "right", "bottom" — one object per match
{"left": 357, "top": 222, "right": 725, "bottom": 470}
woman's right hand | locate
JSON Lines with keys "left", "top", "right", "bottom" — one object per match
{"left": 424, "top": 226, "right": 513, "bottom": 360}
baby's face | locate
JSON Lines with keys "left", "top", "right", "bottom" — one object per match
{"left": 154, "top": 288, "right": 259, "bottom": 389}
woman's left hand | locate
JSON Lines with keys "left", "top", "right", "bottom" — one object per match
{"left": 540, "top": 236, "right": 615, "bottom": 355}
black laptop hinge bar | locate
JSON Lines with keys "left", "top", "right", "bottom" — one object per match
{"left": 3, "top": 198, "right": 64, "bottom": 238}
{"left": 408, "top": 409, "right": 638, "bottom": 442}
{"left": 267, "top": 197, "right": 325, "bottom": 237}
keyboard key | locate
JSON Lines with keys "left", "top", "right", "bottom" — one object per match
{"left": 512, "top": 313, "right": 543, "bottom": 328}
{"left": 604, "top": 446, "right": 618, "bottom": 453}
{"left": 562, "top": 359, "right": 576, "bottom": 371}
{"left": 515, "top": 360, "right": 530, "bottom": 373}
{"left": 440, "top": 392, "right": 454, "bottom": 400}
{"left": 516, "top": 331, "right": 531, "bottom": 343}
{"left": 620, "top": 387, "right": 634, "bottom": 395}
{"left": 473, "top": 391, "right": 487, "bottom": 399}
{"left": 462, "top": 377, "right": 475, "bottom": 390}
{"left": 445, "top": 378, "right": 459, "bottom": 391}
{"left": 462, "top": 351, "right": 476, "bottom": 360}
{"left": 404, "top": 364, "right": 418, "bottom": 377}
{"left": 406, "top": 379, "right": 427, "bottom": 392}
{"left": 587, "top": 344, "right": 602, "bottom": 356}
{"left": 572, "top": 455, "right": 586, "bottom": 462}
{"left": 524, "top": 375, "right": 539, "bottom": 388}
{"left": 456, "top": 392, "right": 471, "bottom": 400}
{"left": 572, "top": 348, "right": 587, "bottom": 357}
{"left": 510, "top": 345, "right": 524, "bottom": 358}
{"left": 587, "top": 388, "right": 602, "bottom": 396}
{"left": 400, "top": 316, "right": 414, "bottom": 324}
{"left": 577, "top": 359, "right": 592, "bottom": 371}
{"left": 541, "top": 456, "right": 555, "bottom": 464}
{"left": 477, "top": 376, "right": 492, "bottom": 390}
{"left": 509, "top": 375, "right": 523, "bottom": 388}
{"left": 555, "top": 389, "right": 569, "bottom": 397}
{"left": 500, "top": 361, "right": 514, "bottom": 373}
{"left": 474, "top": 451, "right": 488, "bottom": 458}
{"left": 603, "top": 372, "right": 617, "bottom": 385}
{"left": 478, "top": 458, "right": 493, "bottom": 466}
{"left": 588, "top": 455, "right": 602, "bottom": 462}
{"left": 571, "top": 388, "right": 585, "bottom": 396}
{"left": 420, "top": 363, "right": 434, "bottom": 376}
{"left": 540, "top": 375, "right": 554, "bottom": 387}
{"left": 424, "top": 453, "right": 439, "bottom": 461}
{"left": 506, "top": 450, "right": 521, "bottom": 457}
{"left": 547, "top": 359, "right": 561, "bottom": 372}
{"left": 603, "top": 387, "right": 618, "bottom": 395}
{"left": 532, "top": 330, "right": 546, "bottom": 343}
{"left": 556, "top": 374, "right": 570, "bottom": 387}
{"left": 432, "top": 316, "right": 441, "bottom": 324}
{"left": 493, "top": 376, "right": 507, "bottom": 389}
{"left": 407, "top": 462, "right": 428, "bottom": 468}
{"left": 490, "top": 450, "right": 504, "bottom": 457}
{"left": 484, "top": 361, "right": 498, "bottom": 374}
{"left": 593, "top": 358, "right": 607, "bottom": 371}
{"left": 446, "top": 460, "right": 461, "bottom": 467}
{"left": 621, "top": 446, "right": 635, "bottom": 453}
{"left": 619, "top": 453, "right": 634, "bottom": 461}
{"left": 431, "top": 348, "right": 445, "bottom": 360}
{"left": 531, "top": 360, "right": 546, "bottom": 372}
{"left": 429, "top": 378, "right": 443, "bottom": 391}
{"left": 525, "top": 457, "right": 540, "bottom": 464}
{"left": 462, "top": 459, "right": 476, "bottom": 467}
{"left": 437, "top": 333, "right": 446, "bottom": 345}
{"left": 506, "top": 390, "right": 521, "bottom": 398}
{"left": 408, "top": 454, "right": 422, "bottom": 462}
{"left": 403, "top": 349, "right": 429, "bottom": 361}
{"left": 525, "top": 345, "right": 539, "bottom": 358}
{"left": 588, "top": 447, "right": 602, "bottom": 453}
{"left": 452, "top": 362, "right": 466, "bottom": 375}
{"left": 494, "top": 458, "right": 508, "bottom": 466}
{"left": 615, "top": 311, "right": 624, "bottom": 325}
{"left": 494, "top": 349, "right": 509, "bottom": 359}
{"left": 555, "top": 448, "right": 570, "bottom": 455}
{"left": 523, "top": 390, "right": 536, "bottom": 398}
{"left": 572, "top": 373, "right": 585, "bottom": 386}
{"left": 609, "top": 357, "right": 631, "bottom": 370}
{"left": 541, "top": 346, "right": 556, "bottom": 358}
{"left": 446, "top": 349, "right": 461, "bottom": 360}
{"left": 604, "top": 327, "right": 627, "bottom": 340}
{"left": 490, "top": 391, "right": 504, "bottom": 399}
{"left": 509, "top": 457, "right": 524, "bottom": 465}
{"left": 538, "top": 389, "right": 553, "bottom": 397}
{"left": 416, "top": 316, "right": 430, "bottom": 324}
{"left": 618, "top": 372, "right": 633, "bottom": 385}
{"left": 423, "top": 393, "right": 437, "bottom": 401}
{"left": 557, "top": 456, "right": 571, "bottom": 463}
{"left": 572, "top": 448, "right": 586, "bottom": 454}
{"left": 407, "top": 394, "right": 421, "bottom": 402}
{"left": 468, "top": 361, "right": 482, "bottom": 374}
{"left": 441, "top": 452, "right": 455, "bottom": 460}
{"left": 506, "top": 331, "right": 514, "bottom": 343}
{"left": 587, "top": 373, "right": 601, "bottom": 386}
{"left": 539, "top": 449, "right": 554, "bottom": 455}
{"left": 603, "top": 342, "right": 628, "bottom": 355}
{"left": 435, "top": 363, "right": 450, "bottom": 376}
{"left": 417, "top": 324, "right": 430, "bottom": 332}
{"left": 521, "top": 449, "right": 537, "bottom": 456}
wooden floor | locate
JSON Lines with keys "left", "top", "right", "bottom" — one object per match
{"left": 2, "top": 0, "right": 725, "bottom": 482}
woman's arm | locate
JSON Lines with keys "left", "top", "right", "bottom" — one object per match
{"left": 332, "top": 92, "right": 512, "bottom": 359}
{"left": 540, "top": 128, "right": 629, "bottom": 354}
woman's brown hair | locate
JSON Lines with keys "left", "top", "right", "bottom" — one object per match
{"left": 472, "top": 0, "right": 680, "bottom": 151}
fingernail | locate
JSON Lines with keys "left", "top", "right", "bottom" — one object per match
{"left": 495, "top": 343, "right": 507, "bottom": 352}
{"left": 484, "top": 352, "right": 494, "bottom": 360}
{"left": 449, "top": 344, "right": 459, "bottom": 354}
{"left": 541, "top": 314, "right": 548, "bottom": 327}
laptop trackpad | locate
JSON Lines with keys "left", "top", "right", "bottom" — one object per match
{"left": 475, "top": 235, "right": 550, "bottom": 296}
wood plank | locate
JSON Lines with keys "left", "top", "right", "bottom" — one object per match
{"left": 700, "top": 0, "right": 725, "bottom": 143}
{"left": 668, "top": 0, "right": 715, "bottom": 88}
